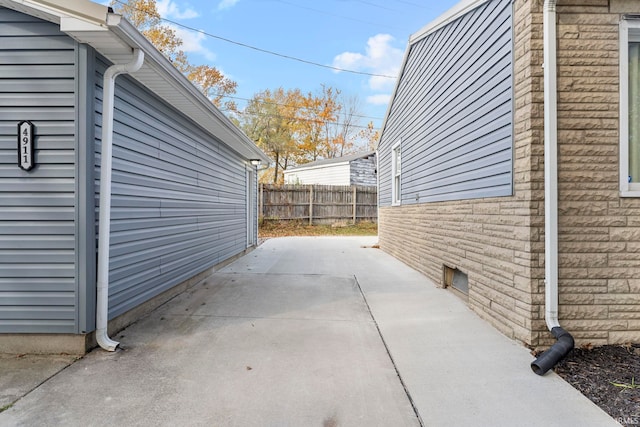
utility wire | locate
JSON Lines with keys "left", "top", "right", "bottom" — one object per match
{"left": 272, "top": 0, "right": 403, "bottom": 31}
{"left": 228, "top": 109, "right": 377, "bottom": 131}
{"left": 162, "top": 18, "right": 397, "bottom": 79}
{"left": 221, "top": 94, "right": 383, "bottom": 121}
{"left": 350, "top": 0, "right": 398, "bottom": 12}
{"left": 112, "top": 0, "right": 397, "bottom": 79}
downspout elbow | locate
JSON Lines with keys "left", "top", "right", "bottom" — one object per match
{"left": 96, "top": 49, "right": 144, "bottom": 352}
{"left": 531, "top": 327, "right": 574, "bottom": 375}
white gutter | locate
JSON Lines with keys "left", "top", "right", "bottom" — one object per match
{"left": 96, "top": 48, "right": 144, "bottom": 351}
{"left": 106, "top": 16, "right": 271, "bottom": 165}
{"left": 543, "top": 0, "right": 560, "bottom": 331}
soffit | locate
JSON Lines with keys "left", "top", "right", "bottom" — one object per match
{"left": 0, "top": 0, "right": 270, "bottom": 164}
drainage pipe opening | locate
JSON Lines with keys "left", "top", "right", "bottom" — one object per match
{"left": 531, "top": 327, "right": 574, "bottom": 376}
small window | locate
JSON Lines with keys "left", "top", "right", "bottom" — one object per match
{"left": 620, "top": 19, "right": 640, "bottom": 196}
{"left": 392, "top": 140, "right": 402, "bottom": 205}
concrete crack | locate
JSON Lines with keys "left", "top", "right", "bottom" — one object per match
{"left": 353, "top": 274, "right": 425, "bottom": 427}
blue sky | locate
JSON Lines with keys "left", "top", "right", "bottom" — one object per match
{"left": 122, "top": 0, "right": 460, "bottom": 130}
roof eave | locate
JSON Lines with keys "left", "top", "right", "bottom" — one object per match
{"left": 410, "top": 0, "right": 491, "bottom": 44}
{"left": 374, "top": 42, "right": 411, "bottom": 151}
{"left": 376, "top": 0, "right": 492, "bottom": 150}
{"left": 0, "top": 0, "right": 109, "bottom": 26}
{"left": 286, "top": 161, "right": 350, "bottom": 174}
{"left": 0, "top": 0, "right": 270, "bottom": 165}
{"left": 106, "top": 17, "right": 269, "bottom": 163}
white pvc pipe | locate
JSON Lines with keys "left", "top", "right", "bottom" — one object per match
{"left": 543, "top": 0, "right": 560, "bottom": 331}
{"left": 96, "top": 49, "right": 144, "bottom": 351}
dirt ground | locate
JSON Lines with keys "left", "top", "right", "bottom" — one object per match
{"left": 554, "top": 344, "right": 640, "bottom": 426}
{"left": 259, "top": 220, "right": 377, "bottom": 237}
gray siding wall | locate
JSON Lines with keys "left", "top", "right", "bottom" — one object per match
{"left": 0, "top": 8, "right": 81, "bottom": 333}
{"left": 378, "top": 0, "right": 513, "bottom": 206}
{"left": 94, "top": 56, "right": 249, "bottom": 319}
{"left": 350, "top": 155, "right": 376, "bottom": 186}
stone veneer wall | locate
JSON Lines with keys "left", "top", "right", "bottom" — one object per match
{"left": 380, "top": 0, "right": 640, "bottom": 348}
{"left": 379, "top": 0, "right": 543, "bottom": 348}
{"left": 553, "top": 0, "right": 640, "bottom": 345}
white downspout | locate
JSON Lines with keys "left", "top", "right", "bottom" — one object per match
{"left": 531, "top": 0, "right": 575, "bottom": 375}
{"left": 543, "top": 0, "right": 560, "bottom": 331}
{"left": 96, "top": 49, "right": 144, "bottom": 351}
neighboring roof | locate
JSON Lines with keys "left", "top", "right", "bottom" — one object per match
{"left": 286, "top": 151, "right": 375, "bottom": 173}
{"left": 375, "top": 0, "right": 490, "bottom": 150}
{"left": 0, "top": 0, "right": 270, "bottom": 164}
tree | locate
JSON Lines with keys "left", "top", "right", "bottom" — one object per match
{"left": 239, "top": 85, "right": 377, "bottom": 183}
{"left": 111, "top": 0, "right": 237, "bottom": 110}
{"left": 297, "top": 85, "right": 341, "bottom": 162}
{"left": 186, "top": 65, "right": 238, "bottom": 111}
{"left": 358, "top": 121, "right": 381, "bottom": 151}
{"left": 241, "top": 88, "right": 303, "bottom": 183}
{"left": 326, "top": 94, "right": 362, "bottom": 158}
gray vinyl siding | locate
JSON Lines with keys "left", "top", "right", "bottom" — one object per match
{"left": 0, "top": 8, "right": 78, "bottom": 333}
{"left": 350, "top": 156, "right": 377, "bottom": 187}
{"left": 94, "top": 56, "right": 249, "bottom": 319}
{"left": 378, "top": 0, "right": 513, "bottom": 206}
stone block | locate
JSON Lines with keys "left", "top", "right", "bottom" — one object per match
{"left": 610, "top": 0, "right": 640, "bottom": 13}
{"left": 561, "top": 304, "right": 609, "bottom": 319}
{"left": 595, "top": 294, "right": 640, "bottom": 305}
{"left": 557, "top": 13, "right": 621, "bottom": 25}
{"left": 610, "top": 227, "right": 640, "bottom": 241}
{"left": 562, "top": 319, "right": 628, "bottom": 331}
{"left": 609, "top": 331, "right": 640, "bottom": 344}
{"left": 608, "top": 279, "right": 631, "bottom": 293}
{"left": 560, "top": 293, "right": 595, "bottom": 304}
{"left": 559, "top": 252, "right": 608, "bottom": 268}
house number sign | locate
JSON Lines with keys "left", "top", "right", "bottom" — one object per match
{"left": 18, "top": 121, "right": 34, "bottom": 171}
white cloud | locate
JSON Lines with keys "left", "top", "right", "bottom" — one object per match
{"left": 332, "top": 51, "right": 365, "bottom": 70}
{"left": 172, "top": 25, "right": 217, "bottom": 62}
{"left": 366, "top": 94, "right": 391, "bottom": 106}
{"left": 333, "top": 34, "right": 403, "bottom": 105}
{"left": 157, "top": 0, "right": 199, "bottom": 19}
{"left": 218, "top": 0, "right": 240, "bottom": 10}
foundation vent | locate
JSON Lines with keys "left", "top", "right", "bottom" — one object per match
{"left": 443, "top": 265, "right": 469, "bottom": 295}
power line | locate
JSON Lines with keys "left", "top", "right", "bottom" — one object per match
{"left": 112, "top": 0, "right": 397, "bottom": 79}
{"left": 228, "top": 109, "right": 378, "bottom": 131}
{"left": 390, "top": 0, "right": 433, "bottom": 8}
{"left": 221, "top": 94, "right": 383, "bottom": 121}
{"left": 162, "top": 18, "right": 397, "bottom": 79}
{"left": 351, "top": 0, "right": 399, "bottom": 12}
{"left": 272, "top": 0, "right": 403, "bottom": 31}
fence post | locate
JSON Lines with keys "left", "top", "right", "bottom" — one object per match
{"left": 309, "top": 185, "right": 314, "bottom": 225}
{"left": 352, "top": 186, "right": 357, "bottom": 224}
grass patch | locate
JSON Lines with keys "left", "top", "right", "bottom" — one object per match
{"left": 259, "top": 220, "right": 378, "bottom": 238}
{"left": 611, "top": 377, "right": 640, "bottom": 389}
{"left": 0, "top": 403, "right": 13, "bottom": 413}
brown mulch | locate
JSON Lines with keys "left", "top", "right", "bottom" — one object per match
{"left": 554, "top": 344, "right": 640, "bottom": 426}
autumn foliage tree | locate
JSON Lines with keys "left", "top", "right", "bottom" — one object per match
{"left": 241, "top": 88, "right": 303, "bottom": 183}
{"left": 111, "top": 1, "right": 380, "bottom": 180}
{"left": 240, "top": 85, "right": 377, "bottom": 183}
{"left": 111, "top": 0, "right": 237, "bottom": 111}
{"left": 358, "top": 121, "right": 380, "bottom": 151}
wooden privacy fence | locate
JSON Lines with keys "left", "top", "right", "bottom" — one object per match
{"left": 260, "top": 184, "right": 378, "bottom": 224}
